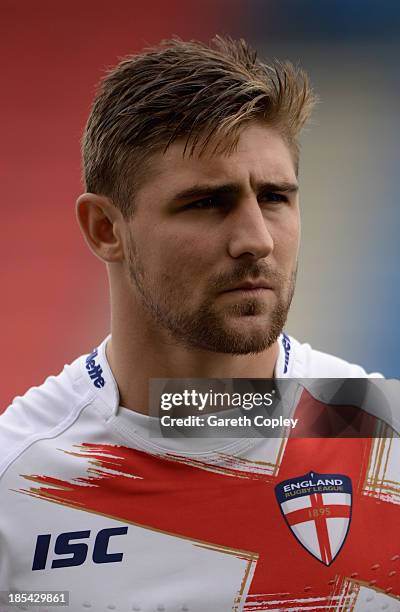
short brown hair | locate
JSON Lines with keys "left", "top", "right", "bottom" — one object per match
{"left": 82, "top": 36, "right": 316, "bottom": 217}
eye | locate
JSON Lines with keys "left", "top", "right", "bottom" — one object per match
{"left": 259, "top": 191, "right": 288, "bottom": 204}
{"left": 186, "top": 197, "right": 220, "bottom": 210}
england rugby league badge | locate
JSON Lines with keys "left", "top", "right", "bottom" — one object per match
{"left": 275, "top": 471, "right": 352, "bottom": 565}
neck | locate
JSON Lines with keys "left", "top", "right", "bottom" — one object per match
{"left": 106, "top": 305, "right": 279, "bottom": 416}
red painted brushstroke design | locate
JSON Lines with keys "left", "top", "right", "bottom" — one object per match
{"left": 17, "top": 393, "right": 400, "bottom": 607}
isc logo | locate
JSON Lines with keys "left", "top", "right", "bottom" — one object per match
{"left": 32, "top": 527, "right": 128, "bottom": 570}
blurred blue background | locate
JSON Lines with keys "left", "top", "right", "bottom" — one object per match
{"left": 242, "top": 0, "right": 400, "bottom": 376}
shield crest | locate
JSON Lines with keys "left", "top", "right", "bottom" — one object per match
{"left": 275, "top": 471, "right": 352, "bottom": 565}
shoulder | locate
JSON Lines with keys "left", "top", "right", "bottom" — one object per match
{"left": 0, "top": 352, "right": 94, "bottom": 475}
{"left": 277, "top": 333, "right": 384, "bottom": 378}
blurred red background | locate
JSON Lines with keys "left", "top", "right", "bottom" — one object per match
{"left": 1, "top": 0, "right": 244, "bottom": 408}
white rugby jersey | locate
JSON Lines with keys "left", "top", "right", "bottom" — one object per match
{"left": 0, "top": 334, "right": 399, "bottom": 612}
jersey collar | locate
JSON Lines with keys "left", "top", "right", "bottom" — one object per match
{"left": 275, "top": 332, "right": 293, "bottom": 377}
{"left": 81, "top": 332, "right": 294, "bottom": 418}
{"left": 80, "top": 335, "right": 120, "bottom": 418}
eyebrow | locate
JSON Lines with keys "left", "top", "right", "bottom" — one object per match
{"left": 170, "top": 181, "right": 299, "bottom": 203}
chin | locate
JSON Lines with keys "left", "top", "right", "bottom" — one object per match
{"left": 169, "top": 301, "right": 287, "bottom": 355}
{"left": 213, "top": 336, "right": 276, "bottom": 355}
{"left": 203, "top": 320, "right": 281, "bottom": 355}
{"left": 227, "top": 310, "right": 286, "bottom": 350}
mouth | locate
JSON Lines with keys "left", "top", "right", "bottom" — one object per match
{"left": 221, "top": 280, "right": 273, "bottom": 293}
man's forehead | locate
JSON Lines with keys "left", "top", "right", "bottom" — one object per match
{"left": 142, "top": 123, "right": 297, "bottom": 195}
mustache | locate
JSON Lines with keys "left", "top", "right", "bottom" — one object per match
{"left": 209, "top": 261, "right": 289, "bottom": 292}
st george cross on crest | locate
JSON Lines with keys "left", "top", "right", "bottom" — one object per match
{"left": 275, "top": 471, "right": 352, "bottom": 566}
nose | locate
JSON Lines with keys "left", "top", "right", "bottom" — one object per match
{"left": 227, "top": 197, "right": 274, "bottom": 260}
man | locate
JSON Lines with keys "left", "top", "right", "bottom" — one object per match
{"left": 1, "top": 37, "right": 398, "bottom": 612}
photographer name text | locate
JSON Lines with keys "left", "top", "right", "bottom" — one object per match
{"left": 161, "top": 414, "right": 298, "bottom": 429}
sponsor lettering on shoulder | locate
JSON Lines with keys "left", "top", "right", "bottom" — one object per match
{"left": 281, "top": 333, "right": 291, "bottom": 374}
{"left": 86, "top": 348, "right": 105, "bottom": 389}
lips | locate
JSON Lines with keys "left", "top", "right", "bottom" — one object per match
{"left": 223, "top": 280, "right": 272, "bottom": 292}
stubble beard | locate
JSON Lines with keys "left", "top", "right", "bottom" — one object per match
{"left": 126, "top": 238, "right": 296, "bottom": 355}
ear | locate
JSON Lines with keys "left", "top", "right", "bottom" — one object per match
{"left": 76, "top": 193, "right": 124, "bottom": 263}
